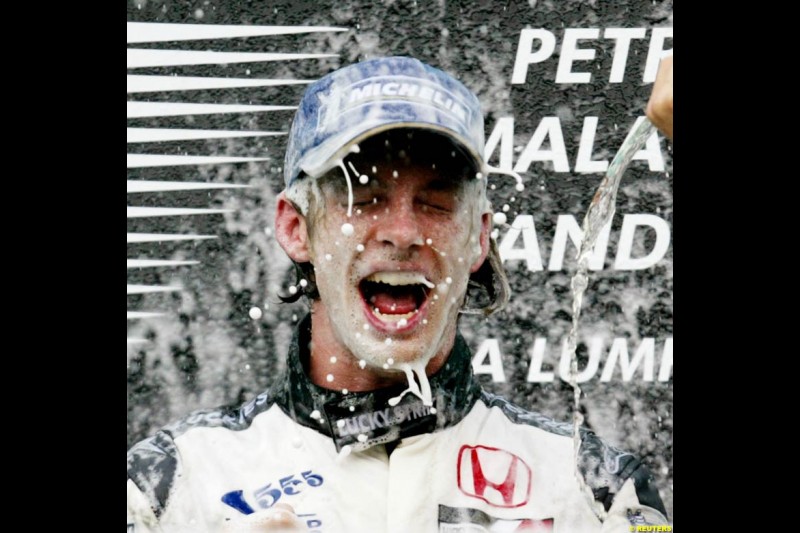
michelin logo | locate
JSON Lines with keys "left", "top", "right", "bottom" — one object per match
{"left": 317, "top": 76, "right": 471, "bottom": 134}
{"left": 347, "top": 78, "right": 468, "bottom": 122}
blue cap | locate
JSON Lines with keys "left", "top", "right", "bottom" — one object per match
{"left": 283, "top": 56, "right": 485, "bottom": 189}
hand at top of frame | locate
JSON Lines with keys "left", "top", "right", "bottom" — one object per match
{"left": 646, "top": 55, "right": 673, "bottom": 141}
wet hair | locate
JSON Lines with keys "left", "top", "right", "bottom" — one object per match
{"left": 279, "top": 128, "right": 510, "bottom": 316}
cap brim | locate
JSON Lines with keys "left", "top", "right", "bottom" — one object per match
{"left": 298, "top": 120, "right": 485, "bottom": 180}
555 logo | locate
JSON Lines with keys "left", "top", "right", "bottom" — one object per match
{"left": 221, "top": 470, "right": 324, "bottom": 514}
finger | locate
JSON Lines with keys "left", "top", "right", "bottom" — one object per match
{"left": 221, "top": 504, "right": 304, "bottom": 532}
{"left": 646, "top": 55, "right": 673, "bottom": 140}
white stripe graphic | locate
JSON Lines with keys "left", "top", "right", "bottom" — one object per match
{"left": 127, "top": 153, "right": 268, "bottom": 168}
{"left": 127, "top": 75, "right": 313, "bottom": 93}
{"left": 127, "top": 233, "right": 217, "bottom": 243}
{"left": 127, "top": 207, "right": 232, "bottom": 218}
{"left": 128, "top": 128, "right": 286, "bottom": 143}
{"left": 127, "top": 311, "right": 165, "bottom": 319}
{"left": 127, "top": 22, "right": 348, "bottom": 44}
{"left": 127, "top": 101, "right": 295, "bottom": 118}
{"left": 127, "top": 259, "right": 200, "bottom": 268}
{"left": 127, "top": 284, "right": 182, "bottom": 295}
{"left": 127, "top": 180, "right": 250, "bottom": 193}
{"left": 127, "top": 338, "right": 149, "bottom": 344}
{"left": 127, "top": 49, "right": 336, "bottom": 68}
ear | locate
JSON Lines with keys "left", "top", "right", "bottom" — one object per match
{"left": 275, "top": 191, "right": 312, "bottom": 263}
{"left": 469, "top": 212, "right": 492, "bottom": 274}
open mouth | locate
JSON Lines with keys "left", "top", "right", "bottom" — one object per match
{"left": 359, "top": 272, "right": 434, "bottom": 330}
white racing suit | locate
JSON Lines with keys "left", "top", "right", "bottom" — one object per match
{"left": 128, "top": 314, "right": 670, "bottom": 532}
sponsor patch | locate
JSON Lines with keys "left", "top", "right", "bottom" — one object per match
{"left": 438, "top": 504, "right": 553, "bottom": 532}
{"left": 324, "top": 389, "right": 439, "bottom": 452}
{"left": 457, "top": 445, "right": 532, "bottom": 508}
{"left": 316, "top": 75, "right": 472, "bottom": 136}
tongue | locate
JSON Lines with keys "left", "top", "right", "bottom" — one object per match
{"left": 371, "top": 291, "right": 417, "bottom": 315}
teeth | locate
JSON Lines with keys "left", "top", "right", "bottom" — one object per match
{"left": 365, "top": 271, "right": 434, "bottom": 288}
{"left": 372, "top": 308, "right": 415, "bottom": 322}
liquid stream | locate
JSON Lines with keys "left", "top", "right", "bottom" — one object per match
{"left": 567, "top": 118, "right": 656, "bottom": 520}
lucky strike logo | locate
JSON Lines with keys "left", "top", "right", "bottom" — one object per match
{"left": 456, "top": 445, "right": 532, "bottom": 508}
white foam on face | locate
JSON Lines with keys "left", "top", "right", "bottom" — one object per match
{"left": 336, "top": 445, "right": 352, "bottom": 462}
{"left": 336, "top": 160, "right": 355, "bottom": 218}
{"left": 388, "top": 362, "right": 434, "bottom": 407}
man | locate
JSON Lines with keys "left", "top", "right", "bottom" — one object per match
{"left": 128, "top": 56, "right": 671, "bottom": 532}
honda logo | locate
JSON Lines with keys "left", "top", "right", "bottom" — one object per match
{"left": 457, "top": 445, "right": 532, "bottom": 508}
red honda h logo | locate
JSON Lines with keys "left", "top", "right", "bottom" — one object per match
{"left": 457, "top": 445, "right": 532, "bottom": 508}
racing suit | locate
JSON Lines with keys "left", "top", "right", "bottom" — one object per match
{"left": 127, "top": 314, "right": 669, "bottom": 532}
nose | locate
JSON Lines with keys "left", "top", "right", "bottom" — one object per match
{"left": 373, "top": 196, "right": 425, "bottom": 250}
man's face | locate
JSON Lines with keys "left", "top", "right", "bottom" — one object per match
{"left": 302, "top": 133, "right": 489, "bottom": 371}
